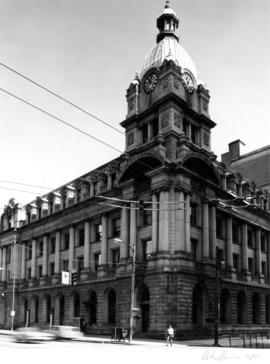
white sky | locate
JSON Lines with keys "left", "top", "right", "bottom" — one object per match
{"left": 0, "top": 0, "right": 269, "bottom": 210}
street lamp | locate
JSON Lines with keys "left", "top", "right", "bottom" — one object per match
{"left": 114, "top": 238, "right": 136, "bottom": 343}
{"left": 0, "top": 267, "right": 16, "bottom": 331}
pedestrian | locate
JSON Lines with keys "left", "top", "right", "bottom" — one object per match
{"left": 166, "top": 324, "right": 174, "bottom": 346}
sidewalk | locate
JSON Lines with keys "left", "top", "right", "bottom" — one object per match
{"left": 0, "top": 329, "right": 269, "bottom": 348}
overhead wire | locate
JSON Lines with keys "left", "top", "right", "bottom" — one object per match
{"left": 0, "top": 61, "right": 124, "bottom": 135}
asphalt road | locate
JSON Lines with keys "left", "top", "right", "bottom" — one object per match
{"left": 0, "top": 335, "right": 268, "bottom": 364}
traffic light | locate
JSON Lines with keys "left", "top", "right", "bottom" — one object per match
{"left": 138, "top": 200, "right": 144, "bottom": 212}
{"left": 71, "top": 271, "right": 77, "bottom": 285}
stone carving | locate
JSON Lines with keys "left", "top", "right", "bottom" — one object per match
{"left": 202, "top": 98, "right": 208, "bottom": 111}
{"left": 161, "top": 113, "right": 169, "bottom": 128}
{"left": 128, "top": 97, "right": 135, "bottom": 111}
{"left": 163, "top": 77, "right": 169, "bottom": 89}
{"left": 174, "top": 76, "right": 179, "bottom": 89}
{"left": 174, "top": 112, "right": 182, "bottom": 128}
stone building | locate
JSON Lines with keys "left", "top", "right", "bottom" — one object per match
{"left": 222, "top": 140, "right": 270, "bottom": 192}
{"left": 0, "top": 2, "right": 270, "bottom": 339}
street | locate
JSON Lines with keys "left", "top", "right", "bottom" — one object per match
{"left": 0, "top": 335, "right": 268, "bottom": 364}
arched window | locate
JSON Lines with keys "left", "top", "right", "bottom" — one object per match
{"left": 252, "top": 293, "right": 260, "bottom": 324}
{"left": 237, "top": 291, "right": 247, "bottom": 324}
{"left": 192, "top": 284, "right": 209, "bottom": 327}
{"left": 108, "top": 290, "right": 116, "bottom": 324}
{"left": 220, "top": 289, "right": 232, "bottom": 324}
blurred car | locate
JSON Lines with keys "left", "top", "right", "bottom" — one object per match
{"left": 49, "top": 325, "right": 84, "bottom": 340}
{"left": 13, "top": 327, "right": 55, "bottom": 343}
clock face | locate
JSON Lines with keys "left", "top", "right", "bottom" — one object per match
{"left": 182, "top": 73, "right": 194, "bottom": 94}
{"left": 144, "top": 72, "right": 158, "bottom": 94}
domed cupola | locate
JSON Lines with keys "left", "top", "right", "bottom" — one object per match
{"left": 140, "top": 1, "right": 199, "bottom": 84}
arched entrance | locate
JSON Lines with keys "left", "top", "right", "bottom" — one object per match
{"left": 220, "top": 289, "right": 232, "bottom": 324}
{"left": 24, "top": 299, "right": 30, "bottom": 327}
{"left": 74, "top": 292, "right": 80, "bottom": 318}
{"left": 108, "top": 290, "right": 116, "bottom": 324}
{"left": 266, "top": 296, "right": 270, "bottom": 324}
{"left": 192, "top": 283, "right": 209, "bottom": 327}
{"left": 88, "top": 291, "right": 97, "bottom": 325}
{"left": 252, "top": 293, "right": 260, "bottom": 324}
{"left": 140, "top": 286, "right": 150, "bottom": 332}
{"left": 59, "top": 295, "right": 65, "bottom": 325}
{"left": 237, "top": 291, "right": 247, "bottom": 324}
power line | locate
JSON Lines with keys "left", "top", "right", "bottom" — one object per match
{"left": 0, "top": 87, "right": 123, "bottom": 154}
{"left": 0, "top": 186, "right": 43, "bottom": 195}
{"left": 0, "top": 61, "right": 124, "bottom": 136}
{"left": 0, "top": 180, "right": 52, "bottom": 190}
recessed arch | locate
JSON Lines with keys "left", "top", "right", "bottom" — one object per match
{"left": 220, "top": 289, "right": 232, "bottom": 324}
{"left": 119, "top": 153, "right": 164, "bottom": 183}
{"left": 237, "top": 291, "right": 247, "bottom": 324}
{"left": 182, "top": 154, "right": 220, "bottom": 185}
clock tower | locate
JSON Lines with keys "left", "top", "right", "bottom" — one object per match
{"left": 121, "top": 1, "right": 216, "bottom": 162}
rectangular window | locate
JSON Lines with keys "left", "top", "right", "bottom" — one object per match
{"left": 233, "top": 253, "right": 240, "bottom": 272}
{"left": 151, "top": 119, "right": 159, "bottom": 137}
{"left": 27, "top": 267, "right": 31, "bottom": 280}
{"left": 191, "top": 239, "right": 198, "bottom": 261}
{"left": 77, "top": 256, "right": 84, "bottom": 272}
{"left": 190, "top": 203, "right": 198, "bottom": 226}
{"left": 262, "top": 261, "right": 266, "bottom": 277}
{"left": 142, "top": 209, "right": 152, "bottom": 226}
{"left": 78, "top": 228, "right": 85, "bottom": 247}
{"left": 38, "top": 265, "right": 42, "bottom": 278}
{"left": 38, "top": 241, "right": 43, "bottom": 257}
{"left": 6, "top": 246, "right": 11, "bottom": 264}
{"left": 142, "top": 240, "right": 152, "bottom": 261}
{"left": 111, "top": 249, "right": 120, "bottom": 268}
{"left": 248, "top": 257, "right": 254, "bottom": 275}
{"left": 232, "top": 221, "right": 240, "bottom": 244}
{"left": 112, "top": 217, "right": 121, "bottom": 237}
{"left": 94, "top": 253, "right": 101, "bottom": 271}
{"left": 183, "top": 119, "right": 188, "bottom": 135}
{"left": 216, "top": 214, "right": 225, "bottom": 239}
{"left": 191, "top": 125, "right": 199, "bottom": 145}
{"left": 142, "top": 124, "right": 148, "bottom": 143}
{"left": 63, "top": 233, "right": 69, "bottom": 251}
{"left": 261, "top": 233, "right": 266, "bottom": 253}
{"left": 95, "top": 223, "right": 102, "bottom": 241}
{"left": 248, "top": 227, "right": 254, "bottom": 248}
{"left": 62, "top": 259, "right": 69, "bottom": 272}
{"left": 50, "top": 237, "right": 56, "bottom": 254}
{"left": 26, "top": 242, "right": 32, "bottom": 260}
{"left": 50, "top": 262, "right": 55, "bottom": 276}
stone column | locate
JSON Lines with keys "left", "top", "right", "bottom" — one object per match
{"left": 158, "top": 189, "right": 169, "bottom": 251}
{"left": 130, "top": 202, "right": 137, "bottom": 257}
{"left": 210, "top": 205, "right": 217, "bottom": 259}
{"left": 1, "top": 247, "right": 6, "bottom": 281}
{"left": 42, "top": 235, "right": 48, "bottom": 276}
{"left": 226, "top": 217, "right": 233, "bottom": 267}
{"left": 255, "top": 229, "right": 262, "bottom": 276}
{"left": 89, "top": 183, "right": 94, "bottom": 198}
{"left": 267, "top": 232, "right": 270, "bottom": 279}
{"left": 175, "top": 190, "right": 185, "bottom": 251}
{"left": 101, "top": 215, "right": 108, "bottom": 265}
{"left": 152, "top": 193, "right": 159, "bottom": 253}
{"left": 0, "top": 248, "right": 2, "bottom": 281}
{"left": 31, "top": 239, "right": 37, "bottom": 278}
{"left": 120, "top": 205, "right": 129, "bottom": 259}
{"left": 13, "top": 243, "right": 20, "bottom": 280}
{"left": 21, "top": 243, "right": 26, "bottom": 280}
{"left": 84, "top": 221, "right": 90, "bottom": 269}
{"left": 202, "top": 201, "right": 209, "bottom": 258}
{"left": 68, "top": 226, "right": 75, "bottom": 272}
{"left": 55, "top": 231, "right": 61, "bottom": 274}
{"left": 185, "top": 194, "right": 191, "bottom": 253}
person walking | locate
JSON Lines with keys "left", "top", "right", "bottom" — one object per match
{"left": 166, "top": 324, "right": 174, "bottom": 346}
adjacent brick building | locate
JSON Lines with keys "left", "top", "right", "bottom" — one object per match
{"left": 0, "top": 2, "right": 270, "bottom": 339}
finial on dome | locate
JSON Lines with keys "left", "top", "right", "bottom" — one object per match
{"left": 156, "top": 2, "right": 179, "bottom": 43}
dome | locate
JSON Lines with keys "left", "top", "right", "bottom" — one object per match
{"left": 140, "top": 36, "right": 198, "bottom": 82}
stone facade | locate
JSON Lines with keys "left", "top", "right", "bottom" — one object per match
{"left": 0, "top": 3, "right": 270, "bottom": 339}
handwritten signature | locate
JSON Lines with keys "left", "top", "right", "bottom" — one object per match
{"left": 202, "top": 349, "right": 259, "bottom": 362}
